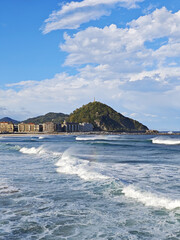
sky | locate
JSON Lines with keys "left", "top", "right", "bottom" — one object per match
{"left": 0, "top": 0, "right": 180, "bottom": 130}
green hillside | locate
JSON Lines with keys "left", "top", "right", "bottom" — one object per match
{"left": 68, "top": 101, "right": 148, "bottom": 132}
{"left": 23, "top": 112, "right": 69, "bottom": 124}
{"left": 0, "top": 117, "right": 19, "bottom": 124}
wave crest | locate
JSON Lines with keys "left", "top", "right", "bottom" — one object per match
{"left": 55, "top": 149, "right": 109, "bottom": 181}
{"left": 152, "top": 137, "right": 180, "bottom": 145}
{"left": 19, "top": 146, "right": 46, "bottom": 155}
{"left": 122, "top": 185, "right": 180, "bottom": 210}
{"left": 76, "top": 135, "right": 120, "bottom": 141}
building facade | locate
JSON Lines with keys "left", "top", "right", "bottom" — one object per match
{"left": 0, "top": 121, "right": 94, "bottom": 134}
{"left": 62, "top": 121, "right": 80, "bottom": 132}
{"left": 42, "top": 122, "right": 61, "bottom": 133}
{"left": 18, "top": 123, "right": 37, "bottom": 133}
{"left": 0, "top": 122, "right": 14, "bottom": 133}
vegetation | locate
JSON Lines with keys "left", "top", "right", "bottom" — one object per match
{"left": 0, "top": 117, "right": 19, "bottom": 124}
{"left": 68, "top": 101, "right": 148, "bottom": 132}
{"left": 23, "top": 112, "right": 69, "bottom": 124}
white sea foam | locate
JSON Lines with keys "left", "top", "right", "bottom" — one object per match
{"left": 152, "top": 137, "right": 180, "bottom": 145}
{"left": 122, "top": 185, "right": 180, "bottom": 210}
{"left": 19, "top": 146, "right": 46, "bottom": 155}
{"left": 19, "top": 145, "right": 62, "bottom": 159}
{"left": 39, "top": 136, "right": 45, "bottom": 140}
{"left": 56, "top": 149, "right": 109, "bottom": 181}
{"left": 76, "top": 135, "right": 119, "bottom": 141}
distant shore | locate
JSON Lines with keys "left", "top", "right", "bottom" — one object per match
{"left": 1, "top": 131, "right": 180, "bottom": 137}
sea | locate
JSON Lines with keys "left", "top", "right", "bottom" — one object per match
{"left": 0, "top": 134, "right": 180, "bottom": 240}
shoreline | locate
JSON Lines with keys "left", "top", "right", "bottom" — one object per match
{"left": 0, "top": 131, "right": 180, "bottom": 137}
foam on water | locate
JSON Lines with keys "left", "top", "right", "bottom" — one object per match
{"left": 19, "top": 146, "right": 62, "bottom": 158}
{"left": 19, "top": 146, "right": 46, "bottom": 155}
{"left": 39, "top": 136, "right": 48, "bottom": 140}
{"left": 76, "top": 135, "right": 120, "bottom": 141}
{"left": 39, "top": 136, "right": 44, "bottom": 139}
{"left": 56, "top": 149, "right": 109, "bottom": 181}
{"left": 122, "top": 185, "right": 180, "bottom": 210}
{"left": 152, "top": 137, "right": 180, "bottom": 145}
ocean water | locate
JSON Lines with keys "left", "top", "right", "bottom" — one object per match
{"left": 0, "top": 134, "right": 180, "bottom": 240}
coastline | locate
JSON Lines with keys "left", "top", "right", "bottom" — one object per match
{"left": 0, "top": 131, "right": 180, "bottom": 137}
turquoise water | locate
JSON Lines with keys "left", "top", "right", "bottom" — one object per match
{"left": 0, "top": 134, "right": 180, "bottom": 239}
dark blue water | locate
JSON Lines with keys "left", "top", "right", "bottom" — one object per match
{"left": 0, "top": 134, "right": 180, "bottom": 239}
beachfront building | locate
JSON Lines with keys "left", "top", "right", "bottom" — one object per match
{"left": 34, "top": 124, "right": 43, "bottom": 132}
{"left": 1, "top": 121, "right": 94, "bottom": 134}
{"left": 0, "top": 122, "right": 14, "bottom": 133}
{"left": 79, "top": 122, "right": 94, "bottom": 132}
{"left": 42, "top": 122, "right": 61, "bottom": 133}
{"left": 62, "top": 121, "right": 80, "bottom": 132}
{"left": 18, "top": 123, "right": 37, "bottom": 133}
{"left": 42, "top": 122, "right": 56, "bottom": 133}
{"left": 56, "top": 123, "right": 62, "bottom": 132}
{"left": 18, "top": 123, "right": 43, "bottom": 133}
{"left": 17, "top": 122, "right": 60, "bottom": 133}
{"left": 62, "top": 121, "right": 94, "bottom": 132}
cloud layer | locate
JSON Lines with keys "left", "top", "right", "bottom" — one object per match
{"left": 43, "top": 0, "right": 143, "bottom": 33}
{"left": 61, "top": 7, "right": 180, "bottom": 78}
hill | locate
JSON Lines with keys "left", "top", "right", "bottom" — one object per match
{"left": 23, "top": 112, "right": 69, "bottom": 124}
{"left": 68, "top": 101, "right": 148, "bottom": 132}
{"left": 0, "top": 117, "right": 19, "bottom": 124}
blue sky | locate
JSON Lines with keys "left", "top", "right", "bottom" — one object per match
{"left": 0, "top": 0, "right": 180, "bottom": 130}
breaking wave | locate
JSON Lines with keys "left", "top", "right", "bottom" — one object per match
{"left": 19, "top": 145, "right": 62, "bottom": 158}
{"left": 55, "top": 149, "right": 109, "bottom": 181}
{"left": 152, "top": 137, "right": 180, "bottom": 145}
{"left": 122, "top": 185, "right": 180, "bottom": 210}
{"left": 19, "top": 146, "right": 46, "bottom": 155}
{"left": 38, "top": 136, "right": 49, "bottom": 140}
{"left": 38, "top": 136, "right": 45, "bottom": 140}
{"left": 76, "top": 135, "right": 120, "bottom": 141}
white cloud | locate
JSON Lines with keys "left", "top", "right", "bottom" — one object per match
{"left": 128, "top": 7, "right": 180, "bottom": 40}
{"left": 42, "top": 0, "right": 143, "bottom": 33}
{"left": 61, "top": 7, "right": 180, "bottom": 69}
{"left": 128, "top": 67, "right": 180, "bottom": 82}
{"left": 57, "top": 0, "right": 142, "bottom": 15}
{"left": 59, "top": 7, "right": 180, "bottom": 91}
{"left": 43, "top": 9, "right": 110, "bottom": 32}
{"left": 6, "top": 80, "right": 38, "bottom": 87}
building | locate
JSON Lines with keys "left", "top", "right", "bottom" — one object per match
{"left": 62, "top": 121, "right": 79, "bottom": 132}
{"left": 18, "top": 123, "right": 36, "bottom": 133}
{"left": 0, "top": 122, "right": 14, "bottom": 133}
{"left": 42, "top": 122, "right": 62, "bottom": 133}
{"left": 34, "top": 124, "right": 43, "bottom": 132}
{"left": 42, "top": 122, "right": 61, "bottom": 133}
{"left": 55, "top": 123, "right": 62, "bottom": 132}
{"left": 42, "top": 122, "right": 55, "bottom": 133}
{"left": 79, "top": 122, "right": 94, "bottom": 132}
{"left": 18, "top": 123, "right": 43, "bottom": 133}
{"left": 18, "top": 122, "right": 60, "bottom": 133}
